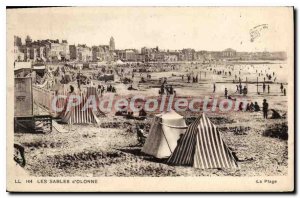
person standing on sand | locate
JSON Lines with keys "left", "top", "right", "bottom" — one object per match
{"left": 224, "top": 88, "right": 228, "bottom": 99}
{"left": 239, "top": 83, "right": 242, "bottom": 94}
{"left": 268, "top": 85, "right": 270, "bottom": 94}
{"left": 243, "top": 86, "right": 248, "bottom": 96}
{"left": 160, "top": 84, "right": 165, "bottom": 95}
{"left": 213, "top": 83, "right": 216, "bottom": 93}
{"left": 263, "top": 83, "right": 266, "bottom": 93}
{"left": 284, "top": 88, "right": 286, "bottom": 96}
{"left": 76, "top": 72, "right": 81, "bottom": 89}
{"left": 254, "top": 102, "right": 260, "bottom": 112}
{"left": 169, "top": 85, "right": 174, "bottom": 95}
{"left": 235, "top": 85, "right": 239, "bottom": 93}
{"left": 263, "top": 99, "right": 269, "bottom": 119}
{"left": 280, "top": 83, "right": 284, "bottom": 93}
{"left": 69, "top": 85, "right": 74, "bottom": 93}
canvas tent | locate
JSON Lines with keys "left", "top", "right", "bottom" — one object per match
{"left": 98, "top": 74, "right": 114, "bottom": 82}
{"left": 167, "top": 113, "right": 238, "bottom": 169}
{"left": 115, "top": 59, "right": 125, "bottom": 65}
{"left": 59, "top": 87, "right": 104, "bottom": 124}
{"left": 141, "top": 110, "right": 187, "bottom": 158}
{"left": 85, "top": 86, "right": 106, "bottom": 117}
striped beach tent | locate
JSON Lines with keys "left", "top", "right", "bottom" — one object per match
{"left": 141, "top": 110, "right": 187, "bottom": 158}
{"left": 59, "top": 87, "right": 103, "bottom": 124}
{"left": 167, "top": 113, "right": 238, "bottom": 169}
{"left": 59, "top": 92, "right": 99, "bottom": 124}
{"left": 86, "top": 86, "right": 105, "bottom": 117}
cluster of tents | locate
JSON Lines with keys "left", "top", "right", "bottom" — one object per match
{"left": 46, "top": 80, "right": 237, "bottom": 170}
{"left": 142, "top": 110, "right": 238, "bottom": 169}
{"left": 57, "top": 93, "right": 238, "bottom": 169}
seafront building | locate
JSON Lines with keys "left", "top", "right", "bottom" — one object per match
{"left": 13, "top": 35, "right": 287, "bottom": 64}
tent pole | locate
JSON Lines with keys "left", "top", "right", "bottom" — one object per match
{"left": 161, "top": 130, "right": 173, "bottom": 154}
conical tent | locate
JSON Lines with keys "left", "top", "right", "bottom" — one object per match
{"left": 59, "top": 87, "right": 104, "bottom": 124}
{"left": 167, "top": 113, "right": 238, "bottom": 169}
{"left": 59, "top": 92, "right": 99, "bottom": 124}
{"left": 86, "top": 86, "right": 106, "bottom": 117}
{"left": 141, "top": 110, "right": 187, "bottom": 158}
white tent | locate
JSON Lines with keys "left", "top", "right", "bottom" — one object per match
{"left": 141, "top": 110, "right": 187, "bottom": 158}
{"left": 115, "top": 59, "right": 125, "bottom": 65}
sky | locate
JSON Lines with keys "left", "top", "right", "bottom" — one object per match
{"left": 7, "top": 7, "right": 293, "bottom": 52}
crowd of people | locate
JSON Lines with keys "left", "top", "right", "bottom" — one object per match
{"left": 204, "top": 63, "right": 287, "bottom": 120}
{"left": 43, "top": 61, "right": 287, "bottom": 122}
{"left": 159, "top": 83, "right": 176, "bottom": 95}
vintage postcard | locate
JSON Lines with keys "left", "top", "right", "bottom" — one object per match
{"left": 7, "top": 7, "right": 294, "bottom": 192}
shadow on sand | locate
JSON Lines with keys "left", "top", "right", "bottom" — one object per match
{"left": 117, "top": 147, "right": 169, "bottom": 165}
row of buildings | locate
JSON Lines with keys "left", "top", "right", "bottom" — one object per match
{"left": 14, "top": 35, "right": 287, "bottom": 63}
{"left": 14, "top": 36, "right": 117, "bottom": 63}
{"left": 14, "top": 36, "right": 70, "bottom": 62}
